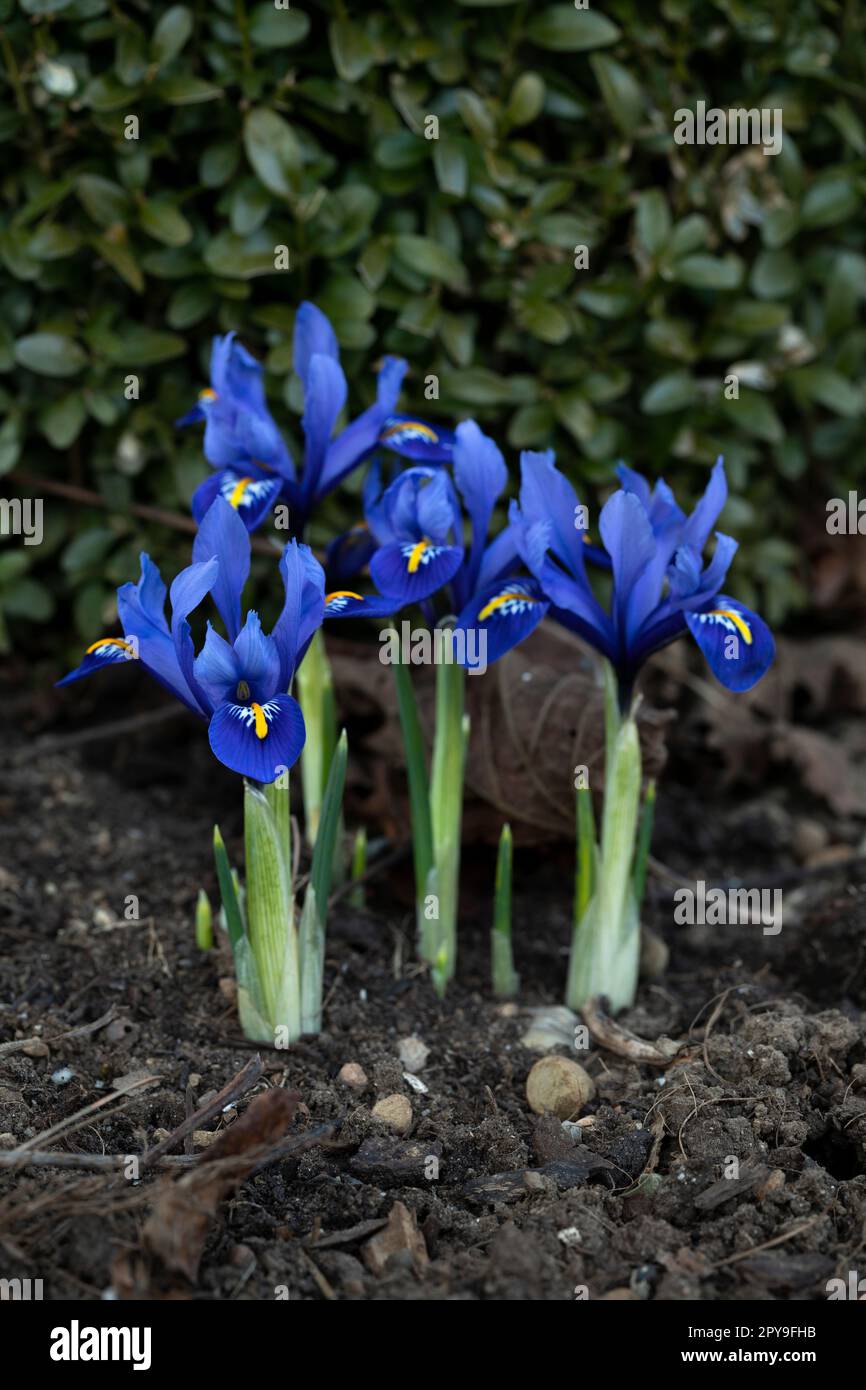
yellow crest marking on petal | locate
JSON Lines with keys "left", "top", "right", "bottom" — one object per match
{"left": 707, "top": 608, "right": 753, "bottom": 645}
{"left": 229, "top": 476, "right": 254, "bottom": 509}
{"left": 407, "top": 539, "right": 430, "bottom": 574}
{"left": 478, "top": 591, "right": 537, "bottom": 621}
{"left": 381, "top": 421, "right": 438, "bottom": 443}
{"left": 199, "top": 388, "right": 217, "bottom": 402}
{"left": 251, "top": 701, "right": 268, "bottom": 740}
{"left": 85, "top": 637, "right": 135, "bottom": 657}
{"left": 325, "top": 590, "right": 363, "bottom": 604}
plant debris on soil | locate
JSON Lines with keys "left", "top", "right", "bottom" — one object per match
{"left": 1, "top": 666, "right": 866, "bottom": 1302}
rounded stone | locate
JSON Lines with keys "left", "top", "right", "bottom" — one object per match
{"left": 526, "top": 1055, "right": 595, "bottom": 1120}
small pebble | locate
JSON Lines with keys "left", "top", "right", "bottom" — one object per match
{"left": 21, "top": 1040, "right": 49, "bottom": 1058}
{"left": 526, "top": 1056, "right": 595, "bottom": 1120}
{"left": 337, "top": 1062, "right": 368, "bottom": 1090}
{"left": 192, "top": 1130, "right": 219, "bottom": 1148}
{"left": 372, "top": 1094, "right": 413, "bottom": 1135}
{"left": 397, "top": 1036, "right": 429, "bottom": 1072}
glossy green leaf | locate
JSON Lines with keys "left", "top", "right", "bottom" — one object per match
{"left": 526, "top": 6, "right": 620, "bottom": 51}
{"left": 14, "top": 333, "right": 87, "bottom": 378}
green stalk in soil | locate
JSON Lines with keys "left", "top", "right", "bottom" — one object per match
{"left": 349, "top": 826, "right": 367, "bottom": 908}
{"left": 211, "top": 734, "right": 348, "bottom": 1045}
{"left": 491, "top": 823, "right": 518, "bottom": 998}
{"left": 296, "top": 628, "right": 338, "bottom": 847}
{"left": 428, "top": 633, "right": 467, "bottom": 996}
{"left": 390, "top": 638, "right": 434, "bottom": 947}
{"left": 566, "top": 660, "right": 642, "bottom": 1014}
{"left": 195, "top": 888, "right": 213, "bottom": 951}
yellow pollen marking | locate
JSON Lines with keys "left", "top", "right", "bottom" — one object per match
{"left": 85, "top": 637, "right": 135, "bottom": 657}
{"left": 325, "top": 590, "right": 363, "bottom": 604}
{"left": 478, "top": 591, "right": 534, "bottom": 621}
{"left": 229, "top": 476, "right": 254, "bottom": 508}
{"left": 199, "top": 388, "right": 217, "bottom": 402}
{"left": 251, "top": 702, "right": 268, "bottom": 740}
{"left": 381, "top": 421, "right": 438, "bottom": 443}
{"left": 707, "top": 609, "right": 752, "bottom": 645}
{"left": 407, "top": 539, "right": 430, "bottom": 574}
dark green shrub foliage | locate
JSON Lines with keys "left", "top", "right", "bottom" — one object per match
{"left": 2, "top": 0, "right": 864, "bottom": 649}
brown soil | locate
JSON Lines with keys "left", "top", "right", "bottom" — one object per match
{"left": 1, "top": 682, "right": 865, "bottom": 1303}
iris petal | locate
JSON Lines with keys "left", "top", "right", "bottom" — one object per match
{"left": 685, "top": 595, "right": 775, "bottom": 692}
{"left": 323, "top": 589, "right": 398, "bottom": 619}
{"left": 378, "top": 413, "right": 455, "bottom": 462}
{"left": 208, "top": 692, "right": 306, "bottom": 782}
{"left": 681, "top": 457, "right": 727, "bottom": 551}
{"left": 453, "top": 419, "right": 506, "bottom": 595}
{"left": 293, "top": 301, "right": 339, "bottom": 391}
{"left": 317, "top": 356, "right": 407, "bottom": 495}
{"left": 519, "top": 451, "right": 588, "bottom": 579}
{"left": 169, "top": 557, "right": 219, "bottom": 714}
{"left": 56, "top": 636, "right": 138, "bottom": 688}
{"left": 194, "top": 622, "right": 239, "bottom": 706}
{"left": 193, "top": 498, "right": 250, "bottom": 643}
{"left": 301, "top": 353, "right": 348, "bottom": 498}
{"left": 233, "top": 611, "right": 281, "bottom": 701}
{"left": 454, "top": 578, "right": 548, "bottom": 668}
{"left": 370, "top": 540, "right": 463, "bottom": 604}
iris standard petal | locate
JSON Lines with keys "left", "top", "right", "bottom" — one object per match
{"left": 599, "top": 489, "right": 659, "bottom": 642}
{"left": 454, "top": 577, "right": 548, "bottom": 668}
{"left": 370, "top": 540, "right": 463, "bottom": 604}
{"left": 116, "top": 555, "right": 202, "bottom": 710}
{"left": 316, "top": 356, "right": 415, "bottom": 499}
{"left": 233, "top": 611, "right": 281, "bottom": 701}
{"left": 297, "top": 543, "right": 326, "bottom": 652}
{"left": 669, "top": 532, "right": 739, "bottom": 609}
{"left": 293, "top": 301, "right": 339, "bottom": 392}
{"left": 300, "top": 352, "right": 348, "bottom": 498}
{"left": 685, "top": 595, "right": 775, "bottom": 692}
{"left": 519, "top": 451, "right": 588, "bottom": 578}
{"left": 416, "top": 468, "right": 461, "bottom": 544}
{"left": 170, "top": 556, "right": 219, "bottom": 713}
{"left": 452, "top": 419, "right": 507, "bottom": 590}
{"left": 615, "top": 462, "right": 653, "bottom": 511}
{"left": 193, "top": 621, "right": 240, "bottom": 706}
{"left": 118, "top": 553, "right": 168, "bottom": 635}
{"left": 208, "top": 692, "right": 306, "bottom": 782}
{"left": 220, "top": 335, "right": 268, "bottom": 414}
{"left": 192, "top": 498, "right": 250, "bottom": 643}
{"left": 680, "top": 457, "right": 727, "bottom": 552}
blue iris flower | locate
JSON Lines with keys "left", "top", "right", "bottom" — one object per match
{"left": 323, "top": 420, "right": 549, "bottom": 666}
{"left": 505, "top": 451, "right": 774, "bottom": 704}
{"left": 178, "top": 302, "right": 454, "bottom": 537}
{"left": 57, "top": 499, "right": 325, "bottom": 783}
